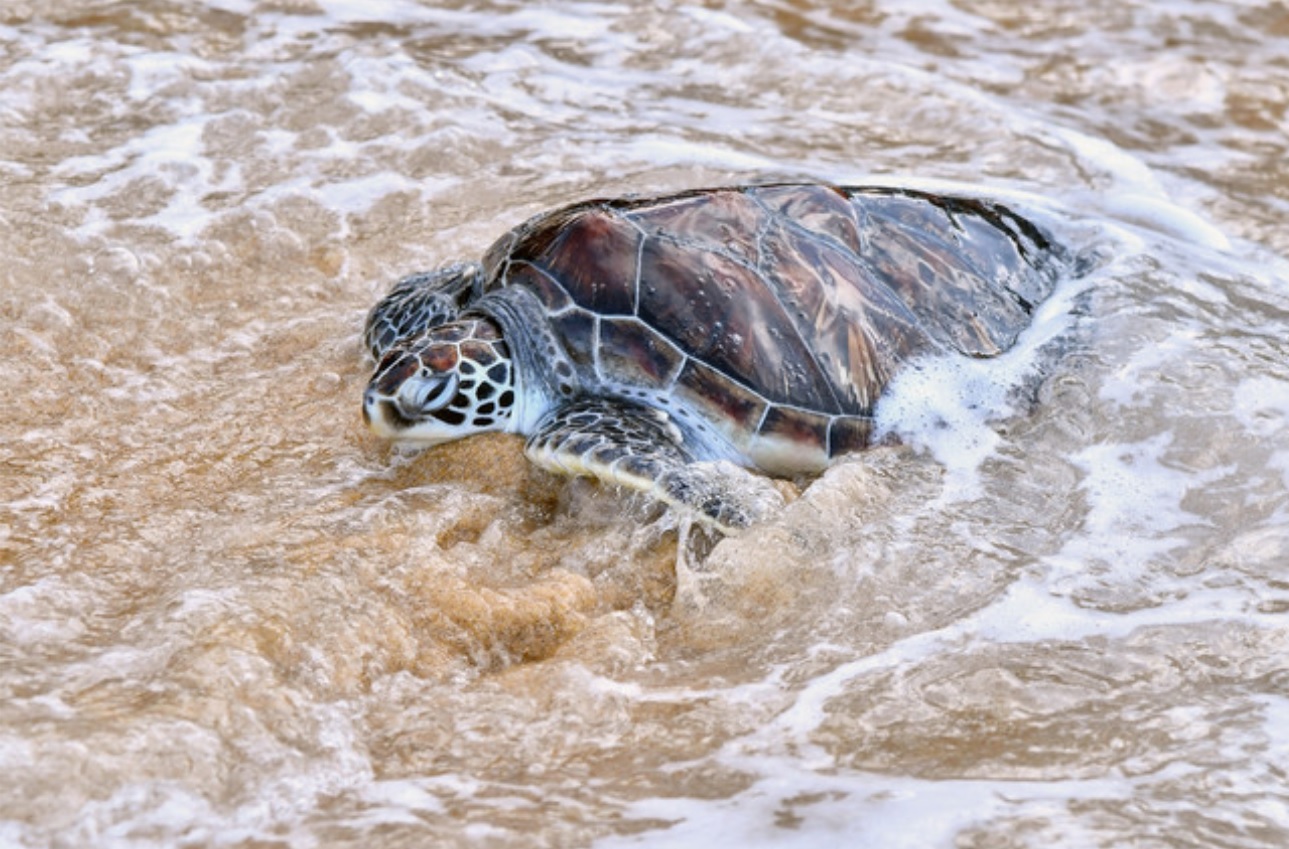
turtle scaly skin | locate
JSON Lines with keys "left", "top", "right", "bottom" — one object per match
{"left": 363, "top": 183, "right": 1064, "bottom": 531}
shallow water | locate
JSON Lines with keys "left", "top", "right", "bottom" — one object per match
{"left": 3, "top": 1, "right": 1289, "bottom": 846}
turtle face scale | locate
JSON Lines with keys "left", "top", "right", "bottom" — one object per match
{"left": 363, "top": 318, "right": 516, "bottom": 444}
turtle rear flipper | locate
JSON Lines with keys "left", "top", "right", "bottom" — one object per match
{"left": 525, "top": 399, "right": 783, "bottom": 533}
{"left": 364, "top": 262, "right": 483, "bottom": 360}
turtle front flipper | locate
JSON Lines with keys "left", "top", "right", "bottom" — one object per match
{"left": 364, "top": 262, "right": 483, "bottom": 360}
{"left": 525, "top": 399, "right": 784, "bottom": 533}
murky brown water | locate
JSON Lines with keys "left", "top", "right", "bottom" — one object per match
{"left": 3, "top": 1, "right": 1289, "bottom": 846}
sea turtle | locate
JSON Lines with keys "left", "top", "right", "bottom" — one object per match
{"left": 362, "top": 183, "right": 1063, "bottom": 532}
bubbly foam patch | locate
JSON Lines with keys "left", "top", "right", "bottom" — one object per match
{"left": 873, "top": 267, "right": 1087, "bottom": 494}
{"left": 1231, "top": 375, "right": 1289, "bottom": 507}
{"left": 1232, "top": 375, "right": 1289, "bottom": 440}
{"left": 598, "top": 769, "right": 1129, "bottom": 849}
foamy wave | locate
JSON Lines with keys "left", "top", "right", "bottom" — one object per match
{"left": 874, "top": 254, "right": 1091, "bottom": 493}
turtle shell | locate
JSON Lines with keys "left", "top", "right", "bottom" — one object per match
{"left": 479, "top": 184, "right": 1061, "bottom": 473}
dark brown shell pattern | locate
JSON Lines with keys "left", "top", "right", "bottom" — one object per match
{"left": 480, "top": 184, "right": 1061, "bottom": 474}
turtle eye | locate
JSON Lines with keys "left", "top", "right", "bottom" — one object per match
{"left": 408, "top": 372, "right": 459, "bottom": 413}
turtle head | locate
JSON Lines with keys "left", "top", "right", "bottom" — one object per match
{"left": 363, "top": 317, "right": 517, "bottom": 444}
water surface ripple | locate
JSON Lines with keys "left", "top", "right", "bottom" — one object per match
{"left": 2, "top": 1, "right": 1288, "bottom": 847}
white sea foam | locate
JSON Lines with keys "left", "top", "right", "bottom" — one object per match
{"left": 873, "top": 258, "right": 1090, "bottom": 496}
{"left": 358, "top": 779, "right": 446, "bottom": 818}
{"left": 1041, "top": 431, "right": 1235, "bottom": 606}
{"left": 1070, "top": 432, "right": 1222, "bottom": 539}
{"left": 50, "top": 114, "right": 237, "bottom": 241}
{"left": 0, "top": 578, "right": 88, "bottom": 646}
{"left": 597, "top": 766, "right": 1132, "bottom": 849}
{"left": 1231, "top": 375, "right": 1289, "bottom": 496}
{"left": 1097, "top": 329, "right": 1196, "bottom": 408}
{"left": 1231, "top": 375, "right": 1289, "bottom": 440}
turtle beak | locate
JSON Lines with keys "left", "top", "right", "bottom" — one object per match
{"left": 363, "top": 386, "right": 410, "bottom": 436}
{"left": 364, "top": 353, "right": 421, "bottom": 435}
